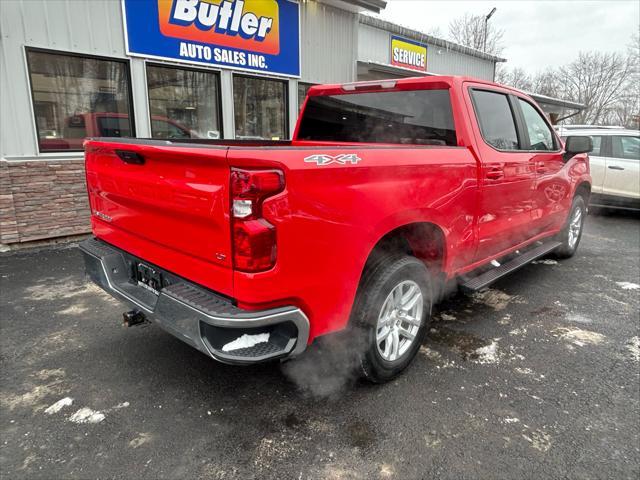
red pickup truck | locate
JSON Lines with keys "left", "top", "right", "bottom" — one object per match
{"left": 80, "top": 76, "right": 592, "bottom": 382}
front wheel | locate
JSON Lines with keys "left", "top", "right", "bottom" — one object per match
{"left": 554, "top": 195, "right": 586, "bottom": 258}
{"left": 353, "top": 255, "right": 432, "bottom": 383}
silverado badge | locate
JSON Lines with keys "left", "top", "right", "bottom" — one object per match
{"left": 304, "top": 154, "right": 361, "bottom": 166}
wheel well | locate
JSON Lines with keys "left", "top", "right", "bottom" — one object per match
{"left": 575, "top": 182, "right": 591, "bottom": 203}
{"left": 365, "top": 223, "right": 446, "bottom": 277}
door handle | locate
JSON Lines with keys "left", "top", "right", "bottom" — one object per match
{"left": 536, "top": 162, "right": 547, "bottom": 173}
{"left": 115, "top": 150, "right": 145, "bottom": 165}
{"left": 486, "top": 168, "right": 504, "bottom": 180}
{"left": 608, "top": 165, "right": 624, "bottom": 171}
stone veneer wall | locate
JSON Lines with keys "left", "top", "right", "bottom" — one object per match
{"left": 0, "top": 159, "right": 91, "bottom": 245}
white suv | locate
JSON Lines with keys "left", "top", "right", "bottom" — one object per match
{"left": 556, "top": 126, "right": 640, "bottom": 211}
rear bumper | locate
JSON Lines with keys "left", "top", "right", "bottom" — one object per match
{"left": 79, "top": 238, "right": 309, "bottom": 364}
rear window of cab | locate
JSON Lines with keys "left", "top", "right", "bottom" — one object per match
{"left": 297, "top": 89, "right": 457, "bottom": 146}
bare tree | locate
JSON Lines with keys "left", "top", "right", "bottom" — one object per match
{"left": 613, "top": 33, "right": 640, "bottom": 128}
{"left": 557, "top": 51, "right": 633, "bottom": 124}
{"left": 448, "top": 13, "right": 504, "bottom": 55}
{"left": 530, "top": 70, "right": 562, "bottom": 98}
{"left": 495, "top": 66, "right": 533, "bottom": 91}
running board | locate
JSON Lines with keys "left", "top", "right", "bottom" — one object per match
{"left": 460, "top": 241, "right": 562, "bottom": 292}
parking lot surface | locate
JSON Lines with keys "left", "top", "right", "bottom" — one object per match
{"left": 1, "top": 212, "right": 639, "bottom": 479}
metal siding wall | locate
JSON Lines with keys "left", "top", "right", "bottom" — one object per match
{"left": 427, "top": 46, "right": 495, "bottom": 79}
{"left": 357, "top": 24, "right": 390, "bottom": 64}
{"left": 300, "top": 1, "right": 357, "bottom": 84}
{"left": 357, "top": 24, "right": 496, "bottom": 81}
{"left": 1, "top": 0, "right": 127, "bottom": 158}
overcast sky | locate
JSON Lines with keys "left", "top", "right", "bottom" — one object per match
{"left": 376, "top": 0, "right": 639, "bottom": 72}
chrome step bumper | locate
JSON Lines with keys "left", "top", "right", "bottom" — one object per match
{"left": 79, "top": 238, "right": 310, "bottom": 364}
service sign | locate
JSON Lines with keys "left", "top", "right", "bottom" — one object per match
{"left": 390, "top": 36, "right": 427, "bottom": 72}
{"left": 122, "top": 0, "right": 300, "bottom": 77}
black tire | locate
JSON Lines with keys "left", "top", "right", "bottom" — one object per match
{"left": 554, "top": 195, "right": 587, "bottom": 259}
{"left": 352, "top": 255, "right": 432, "bottom": 383}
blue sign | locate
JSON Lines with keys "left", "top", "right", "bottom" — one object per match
{"left": 122, "top": 0, "right": 301, "bottom": 77}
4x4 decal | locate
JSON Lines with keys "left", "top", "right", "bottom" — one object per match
{"left": 304, "top": 154, "right": 361, "bottom": 166}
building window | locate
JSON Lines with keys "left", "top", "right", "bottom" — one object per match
{"left": 298, "top": 82, "right": 314, "bottom": 112}
{"left": 233, "top": 75, "right": 287, "bottom": 140}
{"left": 26, "top": 49, "right": 134, "bottom": 152}
{"left": 146, "top": 64, "right": 222, "bottom": 140}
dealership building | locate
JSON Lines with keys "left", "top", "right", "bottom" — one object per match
{"left": 1, "top": 0, "right": 573, "bottom": 248}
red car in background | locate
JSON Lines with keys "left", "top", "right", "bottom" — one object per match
{"left": 39, "top": 112, "right": 197, "bottom": 151}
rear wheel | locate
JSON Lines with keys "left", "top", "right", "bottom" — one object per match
{"left": 554, "top": 195, "right": 586, "bottom": 258}
{"left": 353, "top": 255, "right": 432, "bottom": 383}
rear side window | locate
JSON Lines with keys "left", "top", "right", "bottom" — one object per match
{"left": 612, "top": 136, "right": 640, "bottom": 160}
{"left": 297, "top": 89, "right": 456, "bottom": 146}
{"left": 471, "top": 90, "right": 519, "bottom": 150}
{"left": 590, "top": 136, "right": 604, "bottom": 156}
{"left": 518, "top": 99, "right": 556, "bottom": 151}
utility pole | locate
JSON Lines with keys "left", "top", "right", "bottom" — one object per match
{"left": 483, "top": 7, "right": 497, "bottom": 53}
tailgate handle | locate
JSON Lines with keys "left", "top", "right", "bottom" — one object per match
{"left": 116, "top": 150, "right": 145, "bottom": 165}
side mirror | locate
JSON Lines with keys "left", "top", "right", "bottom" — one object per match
{"left": 563, "top": 135, "right": 592, "bottom": 162}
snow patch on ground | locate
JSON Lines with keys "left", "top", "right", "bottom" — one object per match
{"left": 509, "top": 327, "right": 527, "bottom": 336}
{"left": 471, "top": 341, "right": 499, "bottom": 364}
{"left": 57, "top": 304, "right": 90, "bottom": 315}
{"left": 565, "top": 313, "right": 593, "bottom": 324}
{"left": 419, "top": 346, "right": 457, "bottom": 369}
{"left": 34, "top": 369, "right": 66, "bottom": 381}
{"left": 553, "top": 327, "right": 605, "bottom": 347}
{"left": 129, "top": 432, "right": 152, "bottom": 448}
{"left": 498, "top": 313, "right": 512, "bottom": 325}
{"left": 522, "top": 430, "right": 552, "bottom": 452}
{"left": 472, "top": 289, "right": 522, "bottom": 311}
{"left": 222, "top": 333, "right": 270, "bottom": 352}
{"left": 69, "top": 407, "right": 105, "bottom": 424}
{"left": 616, "top": 281, "right": 640, "bottom": 290}
{"left": 514, "top": 367, "right": 534, "bottom": 375}
{"left": 24, "top": 277, "right": 115, "bottom": 302}
{"left": 2, "top": 371, "right": 66, "bottom": 411}
{"left": 440, "top": 312, "right": 457, "bottom": 322}
{"left": 44, "top": 397, "right": 73, "bottom": 414}
{"left": 532, "top": 259, "right": 558, "bottom": 265}
{"left": 626, "top": 336, "right": 640, "bottom": 361}
{"left": 502, "top": 417, "right": 520, "bottom": 424}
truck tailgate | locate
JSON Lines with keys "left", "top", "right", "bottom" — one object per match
{"left": 84, "top": 140, "right": 233, "bottom": 296}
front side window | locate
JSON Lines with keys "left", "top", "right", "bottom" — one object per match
{"left": 518, "top": 99, "right": 556, "bottom": 151}
{"left": 471, "top": 90, "right": 519, "bottom": 150}
{"left": 234, "top": 75, "right": 287, "bottom": 140}
{"left": 297, "top": 89, "right": 456, "bottom": 145}
{"left": 612, "top": 135, "right": 640, "bottom": 160}
{"left": 146, "top": 65, "right": 221, "bottom": 140}
{"left": 26, "top": 50, "right": 133, "bottom": 152}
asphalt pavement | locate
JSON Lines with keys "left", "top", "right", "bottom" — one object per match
{"left": 1, "top": 211, "right": 639, "bottom": 479}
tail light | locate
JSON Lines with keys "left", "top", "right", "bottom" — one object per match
{"left": 230, "top": 168, "right": 284, "bottom": 272}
